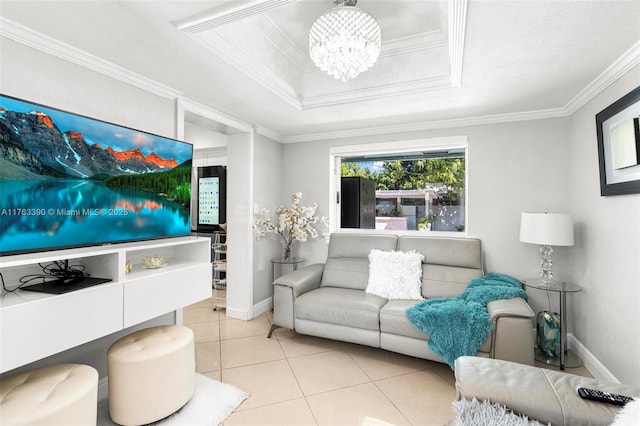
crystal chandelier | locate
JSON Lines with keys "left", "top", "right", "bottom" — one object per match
{"left": 309, "top": 0, "right": 381, "bottom": 82}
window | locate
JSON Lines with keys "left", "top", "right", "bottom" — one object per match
{"left": 330, "top": 136, "right": 467, "bottom": 234}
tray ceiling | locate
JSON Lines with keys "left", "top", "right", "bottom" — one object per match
{"left": 1, "top": 0, "right": 639, "bottom": 141}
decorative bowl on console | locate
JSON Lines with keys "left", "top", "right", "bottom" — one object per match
{"left": 140, "top": 256, "right": 168, "bottom": 269}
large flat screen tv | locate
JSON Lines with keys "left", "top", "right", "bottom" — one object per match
{"left": 0, "top": 94, "right": 194, "bottom": 256}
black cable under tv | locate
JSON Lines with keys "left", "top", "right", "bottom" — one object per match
{"left": 18, "top": 259, "right": 112, "bottom": 295}
{"left": 20, "top": 277, "right": 112, "bottom": 295}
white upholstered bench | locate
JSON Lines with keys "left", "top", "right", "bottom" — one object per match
{"left": 0, "top": 363, "right": 98, "bottom": 425}
{"left": 107, "top": 325, "right": 195, "bottom": 425}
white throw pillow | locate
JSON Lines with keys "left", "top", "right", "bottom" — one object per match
{"left": 366, "top": 249, "right": 424, "bottom": 300}
{"left": 610, "top": 398, "right": 639, "bottom": 426}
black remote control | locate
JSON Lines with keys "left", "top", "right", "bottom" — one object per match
{"left": 577, "top": 387, "right": 634, "bottom": 406}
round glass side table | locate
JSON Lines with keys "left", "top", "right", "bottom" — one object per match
{"left": 268, "top": 257, "right": 305, "bottom": 338}
{"left": 271, "top": 257, "right": 305, "bottom": 282}
{"left": 522, "top": 278, "right": 582, "bottom": 370}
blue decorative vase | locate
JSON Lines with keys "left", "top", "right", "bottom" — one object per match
{"left": 536, "top": 311, "right": 561, "bottom": 357}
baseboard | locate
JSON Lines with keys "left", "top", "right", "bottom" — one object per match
{"left": 529, "top": 329, "right": 619, "bottom": 383}
{"left": 225, "top": 307, "right": 250, "bottom": 320}
{"left": 253, "top": 297, "right": 273, "bottom": 318}
{"left": 224, "top": 298, "right": 271, "bottom": 320}
{"left": 568, "top": 333, "right": 620, "bottom": 383}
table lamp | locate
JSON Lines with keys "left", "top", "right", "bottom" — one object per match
{"left": 519, "top": 212, "right": 574, "bottom": 284}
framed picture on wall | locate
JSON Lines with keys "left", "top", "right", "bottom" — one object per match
{"left": 596, "top": 86, "right": 640, "bottom": 196}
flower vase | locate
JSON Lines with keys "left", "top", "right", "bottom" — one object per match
{"left": 536, "top": 311, "right": 561, "bottom": 357}
{"left": 281, "top": 241, "right": 294, "bottom": 261}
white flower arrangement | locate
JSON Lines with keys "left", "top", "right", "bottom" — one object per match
{"left": 254, "top": 192, "right": 328, "bottom": 260}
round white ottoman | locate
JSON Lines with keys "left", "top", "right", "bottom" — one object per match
{"left": 107, "top": 325, "right": 195, "bottom": 425}
{"left": 0, "top": 363, "right": 98, "bottom": 426}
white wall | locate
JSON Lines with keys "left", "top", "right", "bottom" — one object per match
{"left": 226, "top": 132, "right": 255, "bottom": 320}
{"left": 184, "top": 123, "right": 229, "bottom": 150}
{"left": 568, "top": 65, "right": 640, "bottom": 384}
{"left": 280, "top": 141, "right": 334, "bottom": 264}
{"left": 0, "top": 38, "right": 175, "bottom": 140}
{"left": 252, "top": 133, "right": 283, "bottom": 309}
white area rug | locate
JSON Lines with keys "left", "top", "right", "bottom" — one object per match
{"left": 97, "top": 373, "right": 248, "bottom": 426}
{"left": 611, "top": 398, "right": 639, "bottom": 426}
{"left": 453, "top": 398, "right": 548, "bottom": 426}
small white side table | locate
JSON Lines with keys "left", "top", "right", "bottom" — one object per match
{"left": 522, "top": 278, "right": 582, "bottom": 370}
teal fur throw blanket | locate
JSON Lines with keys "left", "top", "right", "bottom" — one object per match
{"left": 405, "top": 273, "right": 528, "bottom": 369}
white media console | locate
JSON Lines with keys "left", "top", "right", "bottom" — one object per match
{"left": 0, "top": 236, "right": 212, "bottom": 373}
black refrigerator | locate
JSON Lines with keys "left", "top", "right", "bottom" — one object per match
{"left": 341, "top": 176, "right": 375, "bottom": 229}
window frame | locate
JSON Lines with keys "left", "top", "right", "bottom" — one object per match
{"left": 329, "top": 135, "right": 469, "bottom": 236}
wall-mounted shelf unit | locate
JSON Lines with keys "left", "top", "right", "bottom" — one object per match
{"left": 0, "top": 236, "right": 212, "bottom": 373}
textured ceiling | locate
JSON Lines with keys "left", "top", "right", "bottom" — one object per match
{"left": 1, "top": 0, "right": 639, "bottom": 142}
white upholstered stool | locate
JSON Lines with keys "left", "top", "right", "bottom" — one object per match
{"left": 0, "top": 363, "right": 98, "bottom": 426}
{"left": 107, "top": 325, "right": 195, "bottom": 425}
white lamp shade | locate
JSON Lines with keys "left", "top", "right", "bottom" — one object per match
{"left": 519, "top": 212, "right": 574, "bottom": 246}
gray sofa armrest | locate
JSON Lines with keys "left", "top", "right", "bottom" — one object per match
{"left": 487, "top": 297, "right": 534, "bottom": 320}
{"left": 454, "top": 356, "right": 640, "bottom": 426}
{"left": 487, "top": 297, "right": 535, "bottom": 365}
{"left": 272, "top": 264, "right": 324, "bottom": 331}
{"left": 274, "top": 263, "right": 324, "bottom": 297}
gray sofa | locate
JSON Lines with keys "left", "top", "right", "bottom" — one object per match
{"left": 269, "top": 233, "right": 535, "bottom": 366}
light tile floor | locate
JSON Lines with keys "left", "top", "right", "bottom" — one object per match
{"left": 183, "top": 290, "right": 592, "bottom": 426}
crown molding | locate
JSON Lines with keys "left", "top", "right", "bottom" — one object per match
{"left": 190, "top": 30, "right": 303, "bottom": 110}
{"left": 259, "top": 15, "right": 307, "bottom": 72}
{"left": 177, "top": 98, "right": 253, "bottom": 134}
{"left": 379, "top": 31, "right": 448, "bottom": 59}
{"left": 176, "top": 0, "right": 297, "bottom": 33}
{"left": 282, "top": 107, "right": 567, "bottom": 143}
{"left": 283, "top": 38, "right": 639, "bottom": 143}
{"left": 188, "top": 23, "right": 453, "bottom": 113}
{"left": 256, "top": 126, "right": 284, "bottom": 142}
{"left": 448, "top": 0, "right": 468, "bottom": 87}
{"left": 4, "top": 14, "right": 637, "bottom": 147}
{"left": 564, "top": 39, "right": 640, "bottom": 116}
{"left": 303, "top": 76, "right": 452, "bottom": 108}
{"left": 0, "top": 17, "right": 182, "bottom": 100}
{"left": 192, "top": 23, "right": 453, "bottom": 111}
{"left": 184, "top": 12, "right": 451, "bottom": 111}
